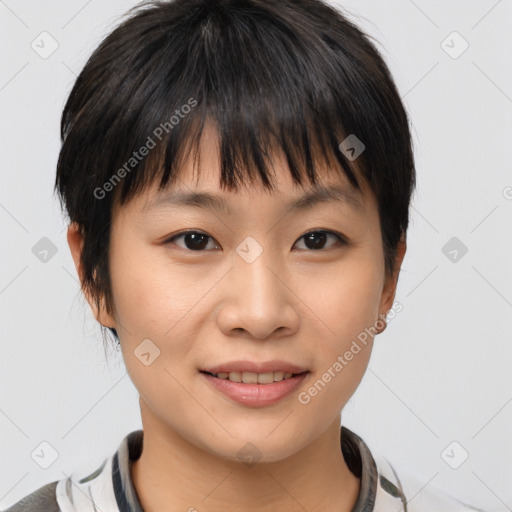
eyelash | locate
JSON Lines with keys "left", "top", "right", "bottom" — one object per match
{"left": 163, "top": 229, "right": 349, "bottom": 252}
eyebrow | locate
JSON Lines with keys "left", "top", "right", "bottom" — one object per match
{"left": 143, "top": 184, "right": 364, "bottom": 215}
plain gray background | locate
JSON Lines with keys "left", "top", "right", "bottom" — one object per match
{"left": 1, "top": 0, "right": 511, "bottom": 510}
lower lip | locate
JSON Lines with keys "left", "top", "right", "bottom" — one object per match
{"left": 200, "top": 371, "right": 309, "bottom": 407}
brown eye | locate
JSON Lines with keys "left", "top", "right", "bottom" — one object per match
{"left": 165, "top": 231, "right": 219, "bottom": 251}
{"left": 164, "top": 229, "right": 347, "bottom": 252}
{"left": 294, "top": 230, "right": 347, "bottom": 251}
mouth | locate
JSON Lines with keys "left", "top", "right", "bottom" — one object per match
{"left": 200, "top": 370, "right": 309, "bottom": 384}
{"left": 200, "top": 369, "right": 310, "bottom": 407}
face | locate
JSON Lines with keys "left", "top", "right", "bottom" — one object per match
{"left": 69, "top": 125, "right": 404, "bottom": 463}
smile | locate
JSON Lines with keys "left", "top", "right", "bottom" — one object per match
{"left": 202, "top": 370, "right": 304, "bottom": 384}
{"left": 200, "top": 371, "right": 310, "bottom": 407}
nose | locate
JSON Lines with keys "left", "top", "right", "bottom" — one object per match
{"left": 215, "top": 246, "right": 300, "bottom": 340}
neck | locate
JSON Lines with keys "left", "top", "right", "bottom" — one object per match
{"left": 131, "top": 407, "right": 361, "bottom": 512}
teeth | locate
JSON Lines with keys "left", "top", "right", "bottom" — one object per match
{"left": 211, "top": 371, "right": 297, "bottom": 383}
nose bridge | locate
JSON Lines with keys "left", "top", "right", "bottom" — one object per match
{"left": 218, "top": 235, "right": 297, "bottom": 338}
{"left": 235, "top": 235, "right": 282, "bottom": 307}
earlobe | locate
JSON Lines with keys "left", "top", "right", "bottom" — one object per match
{"left": 66, "top": 223, "right": 116, "bottom": 329}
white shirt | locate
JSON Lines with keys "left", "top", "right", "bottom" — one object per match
{"left": 4, "top": 426, "right": 486, "bottom": 511}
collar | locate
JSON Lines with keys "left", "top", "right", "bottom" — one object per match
{"left": 111, "top": 426, "right": 379, "bottom": 512}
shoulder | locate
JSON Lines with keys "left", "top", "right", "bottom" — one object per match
{"left": 373, "top": 455, "right": 487, "bottom": 512}
{"left": 3, "top": 480, "right": 60, "bottom": 512}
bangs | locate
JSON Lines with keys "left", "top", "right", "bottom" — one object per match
{"left": 115, "top": 87, "right": 363, "bottom": 206}
{"left": 59, "top": 0, "right": 375, "bottom": 217}
{"left": 111, "top": 2, "right": 366, "bottom": 206}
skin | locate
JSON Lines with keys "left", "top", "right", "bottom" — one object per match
{"left": 68, "top": 124, "right": 406, "bottom": 512}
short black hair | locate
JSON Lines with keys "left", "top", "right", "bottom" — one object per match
{"left": 55, "top": 0, "right": 416, "bottom": 345}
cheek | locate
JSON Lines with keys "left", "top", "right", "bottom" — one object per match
{"left": 108, "top": 244, "right": 203, "bottom": 418}
{"left": 298, "top": 251, "right": 384, "bottom": 403}
{"left": 108, "top": 234, "right": 202, "bottom": 340}
{"left": 107, "top": 235, "right": 226, "bottom": 386}
{"left": 306, "top": 251, "right": 384, "bottom": 342}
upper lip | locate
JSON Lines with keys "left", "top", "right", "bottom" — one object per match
{"left": 201, "top": 360, "right": 309, "bottom": 375}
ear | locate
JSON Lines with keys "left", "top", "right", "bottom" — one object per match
{"left": 378, "top": 233, "right": 407, "bottom": 319}
{"left": 67, "top": 222, "right": 116, "bottom": 329}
